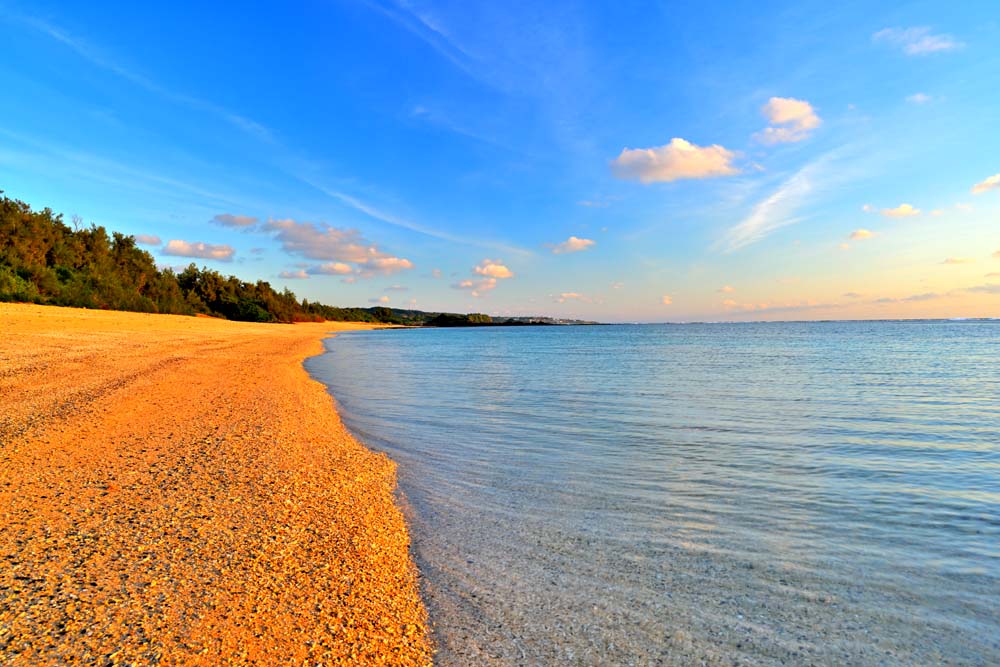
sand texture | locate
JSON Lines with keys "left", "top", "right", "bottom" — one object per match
{"left": 0, "top": 303, "right": 431, "bottom": 666}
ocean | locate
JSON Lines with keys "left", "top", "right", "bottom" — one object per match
{"left": 305, "top": 321, "right": 1000, "bottom": 666}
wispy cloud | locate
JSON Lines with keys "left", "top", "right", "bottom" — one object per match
{"left": 873, "top": 27, "right": 963, "bottom": 55}
{"left": 0, "top": 128, "right": 247, "bottom": 208}
{"left": 849, "top": 229, "right": 875, "bottom": 240}
{"left": 611, "top": 138, "right": 739, "bottom": 183}
{"left": 942, "top": 257, "right": 974, "bottom": 265}
{"left": 360, "top": 0, "right": 482, "bottom": 84}
{"left": 717, "top": 151, "right": 842, "bottom": 252}
{"left": 906, "top": 92, "right": 933, "bottom": 105}
{"left": 293, "top": 172, "right": 532, "bottom": 256}
{"left": 134, "top": 234, "right": 161, "bottom": 246}
{"left": 18, "top": 15, "right": 274, "bottom": 142}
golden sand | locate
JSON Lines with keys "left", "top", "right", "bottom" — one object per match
{"left": 0, "top": 303, "right": 431, "bottom": 666}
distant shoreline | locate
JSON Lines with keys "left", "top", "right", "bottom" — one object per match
{"left": 0, "top": 303, "right": 432, "bottom": 665}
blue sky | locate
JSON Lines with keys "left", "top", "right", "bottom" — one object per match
{"left": 1, "top": 0, "right": 998, "bottom": 321}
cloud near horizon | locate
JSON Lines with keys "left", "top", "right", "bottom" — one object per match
{"left": 610, "top": 138, "right": 739, "bottom": 183}
{"left": 881, "top": 203, "right": 920, "bottom": 218}
{"left": 661, "top": 295, "right": 673, "bottom": 305}
{"left": 212, "top": 213, "right": 259, "bottom": 228}
{"left": 552, "top": 236, "right": 596, "bottom": 254}
{"left": 555, "top": 292, "right": 589, "bottom": 303}
{"left": 971, "top": 174, "right": 1000, "bottom": 194}
{"left": 754, "top": 97, "right": 821, "bottom": 144}
{"left": 942, "top": 257, "right": 974, "bottom": 265}
{"left": 262, "top": 218, "right": 413, "bottom": 277}
{"left": 162, "top": 240, "right": 235, "bottom": 261}
{"left": 453, "top": 258, "right": 514, "bottom": 297}
{"left": 873, "top": 27, "right": 963, "bottom": 56}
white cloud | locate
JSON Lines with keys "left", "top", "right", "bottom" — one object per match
{"left": 718, "top": 285, "right": 735, "bottom": 293}
{"left": 552, "top": 236, "right": 596, "bottom": 254}
{"left": 610, "top": 281, "right": 624, "bottom": 290}
{"left": 262, "top": 218, "right": 413, "bottom": 277}
{"left": 661, "top": 295, "right": 673, "bottom": 305}
{"left": 610, "top": 138, "right": 739, "bottom": 183}
{"left": 849, "top": 229, "right": 875, "bottom": 240}
{"left": 384, "top": 285, "right": 409, "bottom": 292}
{"left": 431, "top": 268, "right": 443, "bottom": 278}
{"left": 453, "top": 258, "right": 515, "bottom": 297}
{"left": 369, "top": 295, "right": 391, "bottom": 304}
{"left": 942, "top": 257, "right": 974, "bottom": 265}
{"left": 279, "top": 270, "right": 309, "bottom": 279}
{"left": 971, "top": 174, "right": 1000, "bottom": 195}
{"left": 881, "top": 203, "right": 920, "bottom": 218}
{"left": 212, "top": 213, "right": 258, "bottom": 228}
{"left": 134, "top": 234, "right": 161, "bottom": 246}
{"left": 873, "top": 27, "right": 963, "bottom": 56}
{"left": 906, "top": 93, "right": 932, "bottom": 105}
{"left": 862, "top": 204, "right": 875, "bottom": 213}
{"left": 473, "top": 258, "right": 514, "bottom": 279}
{"left": 754, "top": 97, "right": 821, "bottom": 144}
{"left": 309, "top": 262, "right": 353, "bottom": 275}
{"left": 162, "top": 240, "right": 235, "bottom": 261}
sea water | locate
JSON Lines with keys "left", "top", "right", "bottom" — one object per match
{"left": 306, "top": 322, "right": 1000, "bottom": 666}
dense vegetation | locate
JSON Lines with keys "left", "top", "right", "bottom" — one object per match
{"left": 0, "top": 192, "right": 556, "bottom": 326}
{"left": 0, "top": 193, "right": 317, "bottom": 322}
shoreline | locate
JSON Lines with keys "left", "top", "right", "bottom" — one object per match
{"left": 0, "top": 303, "right": 431, "bottom": 665}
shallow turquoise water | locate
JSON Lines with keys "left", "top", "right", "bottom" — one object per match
{"left": 307, "top": 322, "right": 1000, "bottom": 666}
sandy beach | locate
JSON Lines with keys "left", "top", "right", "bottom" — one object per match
{"left": 0, "top": 303, "right": 431, "bottom": 665}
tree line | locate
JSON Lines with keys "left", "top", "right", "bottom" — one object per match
{"left": 0, "top": 192, "right": 425, "bottom": 324}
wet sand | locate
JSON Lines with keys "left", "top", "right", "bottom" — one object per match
{"left": 0, "top": 303, "right": 431, "bottom": 666}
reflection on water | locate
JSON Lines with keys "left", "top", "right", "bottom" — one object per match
{"left": 306, "top": 322, "right": 1000, "bottom": 666}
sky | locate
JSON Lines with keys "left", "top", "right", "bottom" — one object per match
{"left": 1, "top": 0, "right": 998, "bottom": 322}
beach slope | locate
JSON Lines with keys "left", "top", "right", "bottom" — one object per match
{"left": 0, "top": 304, "right": 430, "bottom": 665}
